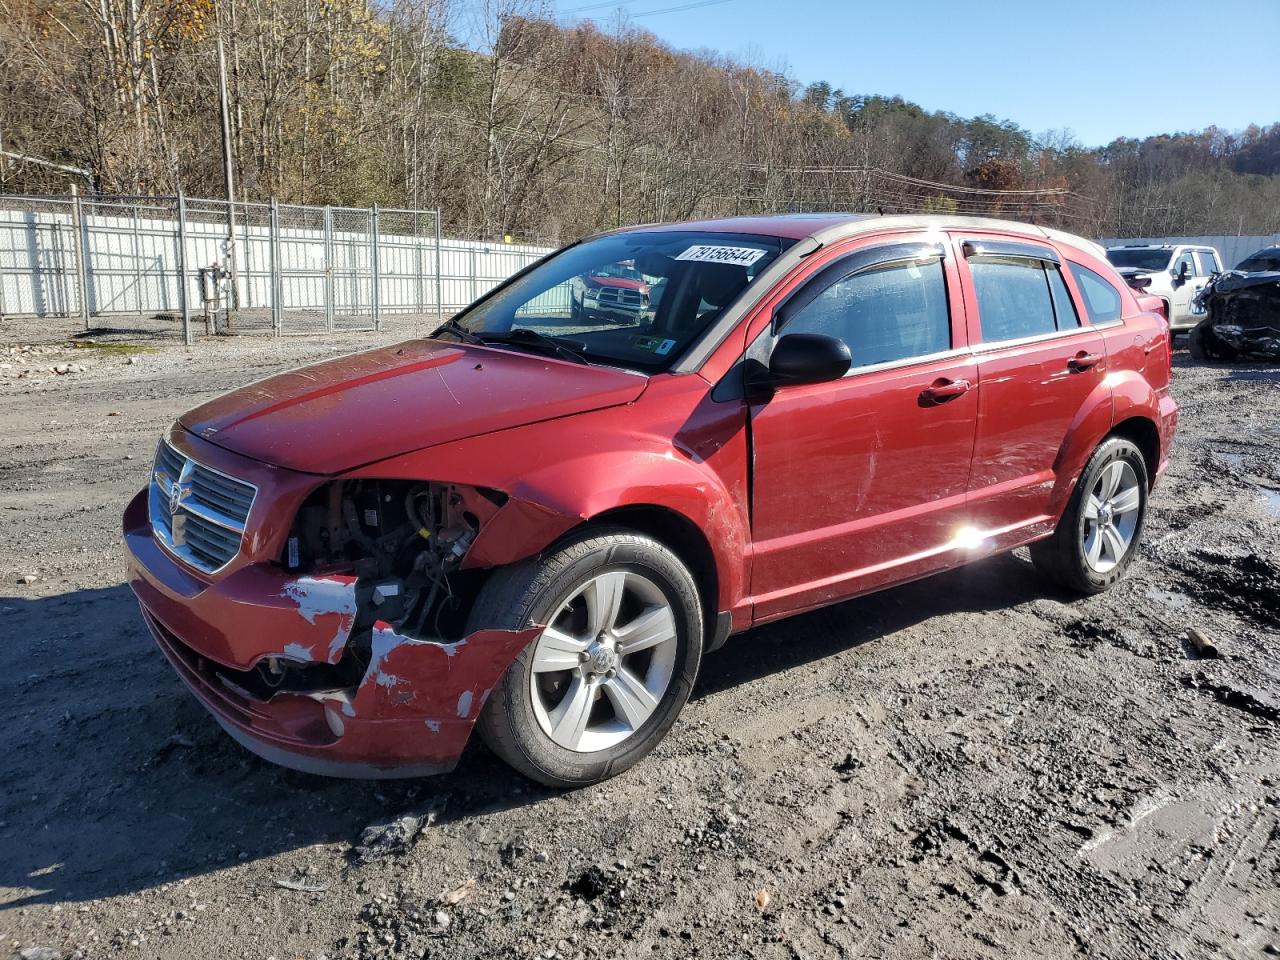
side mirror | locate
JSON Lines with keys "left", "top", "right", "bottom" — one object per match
{"left": 751, "top": 333, "right": 851, "bottom": 388}
{"left": 1176, "top": 260, "right": 1191, "bottom": 281}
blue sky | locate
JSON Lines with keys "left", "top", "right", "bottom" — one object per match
{"left": 550, "top": 0, "right": 1280, "bottom": 147}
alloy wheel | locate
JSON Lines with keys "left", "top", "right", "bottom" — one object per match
{"left": 528, "top": 570, "right": 678, "bottom": 752}
{"left": 1081, "top": 460, "right": 1142, "bottom": 574}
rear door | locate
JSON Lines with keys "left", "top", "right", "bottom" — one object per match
{"left": 747, "top": 234, "right": 977, "bottom": 620}
{"left": 954, "top": 234, "right": 1108, "bottom": 538}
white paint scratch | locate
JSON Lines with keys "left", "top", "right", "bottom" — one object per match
{"left": 282, "top": 642, "right": 315, "bottom": 661}
{"left": 456, "top": 690, "right": 474, "bottom": 718}
{"left": 280, "top": 577, "right": 358, "bottom": 659}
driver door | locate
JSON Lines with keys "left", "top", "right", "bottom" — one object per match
{"left": 747, "top": 236, "right": 977, "bottom": 622}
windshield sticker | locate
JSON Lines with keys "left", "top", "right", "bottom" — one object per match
{"left": 675, "top": 244, "right": 767, "bottom": 267}
{"left": 631, "top": 335, "right": 678, "bottom": 355}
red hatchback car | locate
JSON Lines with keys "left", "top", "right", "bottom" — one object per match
{"left": 124, "top": 214, "right": 1178, "bottom": 787}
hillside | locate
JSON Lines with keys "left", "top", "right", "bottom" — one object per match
{"left": 3, "top": 0, "right": 1278, "bottom": 242}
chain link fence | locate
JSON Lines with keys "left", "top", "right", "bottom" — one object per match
{"left": 0, "top": 193, "right": 555, "bottom": 345}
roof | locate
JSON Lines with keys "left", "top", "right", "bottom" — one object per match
{"left": 629, "top": 212, "right": 1106, "bottom": 260}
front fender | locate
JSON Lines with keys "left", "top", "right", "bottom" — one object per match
{"left": 345, "top": 376, "right": 751, "bottom": 615}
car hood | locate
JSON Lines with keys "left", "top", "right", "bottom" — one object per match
{"left": 180, "top": 339, "right": 647, "bottom": 474}
{"left": 589, "top": 276, "right": 648, "bottom": 291}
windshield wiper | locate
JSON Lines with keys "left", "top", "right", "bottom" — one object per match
{"left": 437, "top": 318, "right": 483, "bottom": 344}
{"left": 435, "top": 317, "right": 484, "bottom": 344}
{"left": 478, "top": 328, "right": 590, "bottom": 366}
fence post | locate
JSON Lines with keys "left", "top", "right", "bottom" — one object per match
{"left": 469, "top": 245, "right": 478, "bottom": 303}
{"left": 433, "top": 210, "right": 444, "bottom": 320}
{"left": 71, "top": 185, "right": 90, "bottom": 327}
{"left": 323, "top": 205, "right": 334, "bottom": 333}
{"left": 270, "top": 198, "right": 282, "bottom": 336}
{"left": 371, "top": 204, "right": 381, "bottom": 331}
{"left": 131, "top": 205, "right": 144, "bottom": 316}
{"left": 177, "top": 191, "right": 192, "bottom": 346}
{"left": 415, "top": 211, "right": 424, "bottom": 315}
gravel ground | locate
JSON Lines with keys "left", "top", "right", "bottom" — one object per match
{"left": 1, "top": 327, "right": 1278, "bottom": 960}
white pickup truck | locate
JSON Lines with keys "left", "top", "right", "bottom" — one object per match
{"left": 1105, "top": 244, "right": 1223, "bottom": 332}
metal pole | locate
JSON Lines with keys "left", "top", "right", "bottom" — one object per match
{"left": 470, "top": 245, "right": 478, "bottom": 304}
{"left": 415, "top": 211, "right": 424, "bottom": 315}
{"left": 177, "top": 192, "right": 192, "bottom": 346}
{"left": 323, "top": 205, "right": 334, "bottom": 333}
{"left": 131, "top": 205, "right": 143, "bottom": 316}
{"left": 433, "top": 209, "right": 444, "bottom": 321}
{"left": 217, "top": 35, "right": 240, "bottom": 311}
{"left": 269, "top": 198, "right": 282, "bottom": 336}
{"left": 370, "top": 205, "right": 381, "bottom": 331}
{"left": 70, "top": 185, "right": 89, "bottom": 327}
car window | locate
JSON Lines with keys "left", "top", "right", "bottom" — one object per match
{"left": 968, "top": 256, "right": 1059, "bottom": 342}
{"left": 1196, "top": 250, "right": 1220, "bottom": 275}
{"left": 1173, "top": 252, "right": 1195, "bottom": 276}
{"left": 1046, "top": 265, "right": 1080, "bottom": 328}
{"left": 1105, "top": 248, "right": 1171, "bottom": 271}
{"left": 782, "top": 258, "right": 951, "bottom": 369}
{"left": 1237, "top": 249, "right": 1280, "bottom": 272}
{"left": 1068, "top": 263, "right": 1124, "bottom": 323}
{"left": 447, "top": 230, "right": 791, "bottom": 372}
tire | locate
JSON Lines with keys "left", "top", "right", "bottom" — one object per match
{"left": 471, "top": 526, "right": 704, "bottom": 788}
{"left": 1030, "top": 437, "right": 1149, "bottom": 595}
{"left": 1189, "top": 318, "right": 1238, "bottom": 362}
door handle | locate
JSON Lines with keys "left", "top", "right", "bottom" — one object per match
{"left": 919, "top": 378, "right": 971, "bottom": 403}
{"left": 1068, "top": 351, "right": 1103, "bottom": 372}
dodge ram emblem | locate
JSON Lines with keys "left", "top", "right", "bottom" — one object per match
{"left": 169, "top": 479, "right": 187, "bottom": 516}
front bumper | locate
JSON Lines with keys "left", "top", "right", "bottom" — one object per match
{"left": 124, "top": 489, "right": 539, "bottom": 778}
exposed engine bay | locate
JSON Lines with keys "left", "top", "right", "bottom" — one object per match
{"left": 1192, "top": 270, "right": 1280, "bottom": 361}
{"left": 235, "top": 479, "right": 508, "bottom": 700}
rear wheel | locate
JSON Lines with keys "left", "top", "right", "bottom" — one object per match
{"left": 1031, "top": 437, "right": 1149, "bottom": 594}
{"left": 1189, "top": 317, "right": 1238, "bottom": 362}
{"left": 472, "top": 527, "right": 703, "bottom": 787}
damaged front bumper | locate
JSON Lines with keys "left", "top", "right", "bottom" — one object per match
{"left": 124, "top": 490, "right": 540, "bottom": 778}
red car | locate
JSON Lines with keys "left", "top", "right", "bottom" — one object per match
{"left": 124, "top": 214, "right": 1177, "bottom": 787}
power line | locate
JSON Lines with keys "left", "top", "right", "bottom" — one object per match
{"left": 567, "top": 0, "right": 736, "bottom": 18}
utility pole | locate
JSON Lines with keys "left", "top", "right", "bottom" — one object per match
{"left": 217, "top": 34, "right": 241, "bottom": 314}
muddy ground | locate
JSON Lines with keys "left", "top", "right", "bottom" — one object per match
{"left": 1, "top": 322, "right": 1278, "bottom": 960}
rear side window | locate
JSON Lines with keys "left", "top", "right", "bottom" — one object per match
{"left": 783, "top": 259, "right": 951, "bottom": 369}
{"left": 1068, "top": 263, "right": 1124, "bottom": 323}
{"left": 969, "top": 256, "right": 1063, "bottom": 342}
{"left": 1196, "top": 250, "right": 1220, "bottom": 274}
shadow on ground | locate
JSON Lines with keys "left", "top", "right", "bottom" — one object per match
{"left": 0, "top": 551, "right": 1056, "bottom": 908}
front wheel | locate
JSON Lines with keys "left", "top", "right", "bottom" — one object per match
{"left": 1031, "top": 437, "right": 1149, "bottom": 594}
{"left": 471, "top": 527, "right": 704, "bottom": 787}
{"left": 1189, "top": 317, "right": 1238, "bottom": 362}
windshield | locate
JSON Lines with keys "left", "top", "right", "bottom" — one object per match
{"left": 440, "top": 230, "right": 791, "bottom": 371}
{"left": 1237, "top": 249, "right": 1280, "bottom": 272}
{"left": 1105, "top": 248, "right": 1172, "bottom": 271}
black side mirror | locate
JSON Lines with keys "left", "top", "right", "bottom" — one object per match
{"left": 1177, "top": 260, "right": 1191, "bottom": 281}
{"left": 750, "top": 333, "right": 851, "bottom": 388}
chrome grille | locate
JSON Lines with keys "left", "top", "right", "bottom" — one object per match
{"left": 149, "top": 440, "right": 257, "bottom": 574}
{"left": 597, "top": 287, "right": 643, "bottom": 307}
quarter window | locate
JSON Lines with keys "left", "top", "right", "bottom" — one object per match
{"left": 968, "top": 256, "right": 1063, "bottom": 342}
{"left": 782, "top": 258, "right": 951, "bottom": 369}
{"left": 1068, "top": 263, "right": 1124, "bottom": 323}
